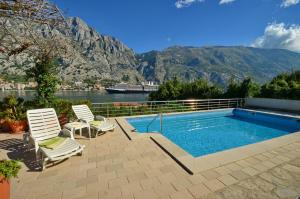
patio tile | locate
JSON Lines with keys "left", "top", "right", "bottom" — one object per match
{"left": 108, "top": 177, "right": 128, "bottom": 189}
{"left": 62, "top": 186, "right": 86, "bottom": 199}
{"left": 127, "top": 172, "right": 148, "bottom": 182}
{"left": 170, "top": 190, "right": 194, "bottom": 199}
{"left": 218, "top": 174, "right": 238, "bottom": 186}
{"left": 252, "top": 163, "right": 269, "bottom": 172}
{"left": 214, "top": 166, "right": 232, "bottom": 175}
{"left": 282, "top": 164, "right": 300, "bottom": 173}
{"left": 201, "top": 170, "right": 220, "bottom": 180}
{"left": 140, "top": 177, "right": 161, "bottom": 190}
{"left": 120, "top": 181, "right": 143, "bottom": 196}
{"left": 76, "top": 175, "right": 98, "bottom": 187}
{"left": 230, "top": 170, "right": 250, "bottom": 181}
{"left": 158, "top": 172, "right": 177, "bottom": 184}
{"left": 241, "top": 167, "right": 259, "bottom": 176}
{"left": 171, "top": 178, "right": 193, "bottom": 191}
{"left": 204, "top": 179, "right": 226, "bottom": 192}
{"left": 133, "top": 189, "right": 159, "bottom": 199}
{"left": 275, "top": 187, "right": 298, "bottom": 198}
{"left": 152, "top": 183, "right": 177, "bottom": 196}
{"left": 225, "top": 163, "right": 243, "bottom": 172}
{"left": 188, "top": 183, "right": 211, "bottom": 198}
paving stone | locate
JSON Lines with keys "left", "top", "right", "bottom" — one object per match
{"left": 241, "top": 167, "right": 259, "bottom": 176}
{"left": 188, "top": 174, "right": 207, "bottom": 185}
{"left": 230, "top": 170, "right": 250, "bottom": 181}
{"left": 218, "top": 174, "right": 238, "bottom": 186}
{"left": 152, "top": 183, "right": 177, "bottom": 196}
{"left": 282, "top": 164, "right": 300, "bottom": 173}
{"left": 62, "top": 186, "right": 86, "bottom": 199}
{"left": 275, "top": 187, "right": 298, "bottom": 198}
{"left": 120, "top": 181, "right": 143, "bottom": 196}
{"left": 76, "top": 175, "right": 98, "bottom": 187}
{"left": 171, "top": 178, "right": 193, "bottom": 191}
{"left": 126, "top": 172, "right": 148, "bottom": 182}
{"left": 252, "top": 163, "right": 269, "bottom": 172}
{"left": 170, "top": 190, "right": 194, "bottom": 199}
{"left": 108, "top": 177, "right": 128, "bottom": 189}
{"left": 188, "top": 183, "right": 211, "bottom": 198}
{"left": 140, "top": 177, "right": 161, "bottom": 190}
{"left": 214, "top": 166, "right": 232, "bottom": 175}
{"left": 225, "top": 163, "right": 243, "bottom": 172}
{"left": 204, "top": 179, "right": 226, "bottom": 192}
{"left": 133, "top": 189, "right": 159, "bottom": 199}
{"left": 201, "top": 170, "right": 220, "bottom": 180}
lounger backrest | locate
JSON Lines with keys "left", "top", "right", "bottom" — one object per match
{"left": 72, "top": 105, "right": 95, "bottom": 123}
{"left": 27, "top": 108, "right": 61, "bottom": 141}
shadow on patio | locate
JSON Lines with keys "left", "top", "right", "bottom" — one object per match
{"left": 0, "top": 138, "right": 40, "bottom": 171}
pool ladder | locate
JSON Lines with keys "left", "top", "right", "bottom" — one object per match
{"left": 146, "top": 113, "right": 163, "bottom": 134}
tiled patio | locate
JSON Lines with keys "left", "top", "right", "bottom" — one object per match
{"left": 1, "top": 118, "right": 300, "bottom": 199}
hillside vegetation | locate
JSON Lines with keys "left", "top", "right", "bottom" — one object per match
{"left": 149, "top": 71, "right": 300, "bottom": 101}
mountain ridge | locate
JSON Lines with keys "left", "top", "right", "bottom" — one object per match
{"left": 1, "top": 16, "right": 300, "bottom": 86}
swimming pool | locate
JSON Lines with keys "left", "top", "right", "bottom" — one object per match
{"left": 126, "top": 109, "right": 300, "bottom": 157}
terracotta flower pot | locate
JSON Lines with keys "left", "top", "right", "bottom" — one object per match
{"left": 7, "top": 120, "right": 27, "bottom": 134}
{"left": 1, "top": 120, "right": 10, "bottom": 132}
{"left": 58, "top": 114, "right": 69, "bottom": 127}
{"left": 0, "top": 176, "right": 10, "bottom": 199}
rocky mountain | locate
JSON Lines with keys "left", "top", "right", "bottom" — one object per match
{"left": 1, "top": 16, "right": 300, "bottom": 86}
{"left": 137, "top": 46, "right": 300, "bottom": 85}
{"left": 0, "top": 17, "right": 144, "bottom": 84}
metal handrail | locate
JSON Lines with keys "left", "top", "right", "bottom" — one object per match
{"left": 92, "top": 98, "right": 245, "bottom": 118}
{"left": 146, "top": 113, "right": 161, "bottom": 133}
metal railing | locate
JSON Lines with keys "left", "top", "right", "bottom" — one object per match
{"left": 146, "top": 113, "right": 163, "bottom": 133}
{"left": 92, "top": 98, "right": 245, "bottom": 118}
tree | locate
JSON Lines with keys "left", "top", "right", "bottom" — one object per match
{"left": 149, "top": 77, "right": 223, "bottom": 101}
{"left": 26, "top": 55, "right": 60, "bottom": 106}
{"left": 260, "top": 71, "right": 300, "bottom": 100}
{"left": 224, "top": 77, "right": 260, "bottom": 98}
{"left": 0, "top": 0, "right": 71, "bottom": 106}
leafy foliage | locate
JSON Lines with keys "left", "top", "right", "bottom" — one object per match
{"left": 149, "top": 77, "right": 223, "bottom": 101}
{"left": 150, "top": 71, "right": 299, "bottom": 101}
{"left": 0, "top": 160, "right": 21, "bottom": 180}
{"left": 260, "top": 71, "right": 300, "bottom": 100}
{"left": 224, "top": 78, "right": 260, "bottom": 98}
{"left": 1, "top": 95, "right": 26, "bottom": 121}
{"left": 26, "top": 55, "right": 60, "bottom": 107}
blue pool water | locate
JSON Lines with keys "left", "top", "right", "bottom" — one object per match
{"left": 127, "top": 109, "right": 300, "bottom": 157}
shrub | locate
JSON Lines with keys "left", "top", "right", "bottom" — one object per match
{"left": 0, "top": 160, "right": 21, "bottom": 180}
{"left": 2, "top": 96, "right": 26, "bottom": 121}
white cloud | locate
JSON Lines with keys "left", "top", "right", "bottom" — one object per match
{"left": 219, "top": 0, "right": 236, "bottom": 5}
{"left": 252, "top": 22, "right": 300, "bottom": 53}
{"left": 281, "top": 0, "right": 300, "bottom": 8}
{"left": 175, "top": 0, "right": 205, "bottom": 8}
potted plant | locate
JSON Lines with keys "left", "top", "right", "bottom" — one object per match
{"left": 2, "top": 96, "right": 27, "bottom": 134}
{"left": 0, "top": 160, "right": 21, "bottom": 199}
{"left": 53, "top": 99, "right": 73, "bottom": 126}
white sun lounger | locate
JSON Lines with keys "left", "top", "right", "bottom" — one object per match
{"left": 72, "top": 105, "right": 115, "bottom": 137}
{"left": 27, "top": 108, "right": 85, "bottom": 171}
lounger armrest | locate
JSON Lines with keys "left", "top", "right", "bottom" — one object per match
{"left": 60, "top": 128, "right": 74, "bottom": 139}
{"left": 95, "top": 115, "right": 106, "bottom": 122}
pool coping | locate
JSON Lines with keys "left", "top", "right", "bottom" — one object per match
{"left": 116, "top": 108, "right": 300, "bottom": 174}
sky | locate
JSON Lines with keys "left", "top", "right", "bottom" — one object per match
{"left": 54, "top": 0, "right": 300, "bottom": 53}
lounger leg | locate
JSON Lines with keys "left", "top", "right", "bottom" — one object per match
{"left": 88, "top": 127, "right": 91, "bottom": 140}
{"left": 38, "top": 151, "right": 46, "bottom": 171}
